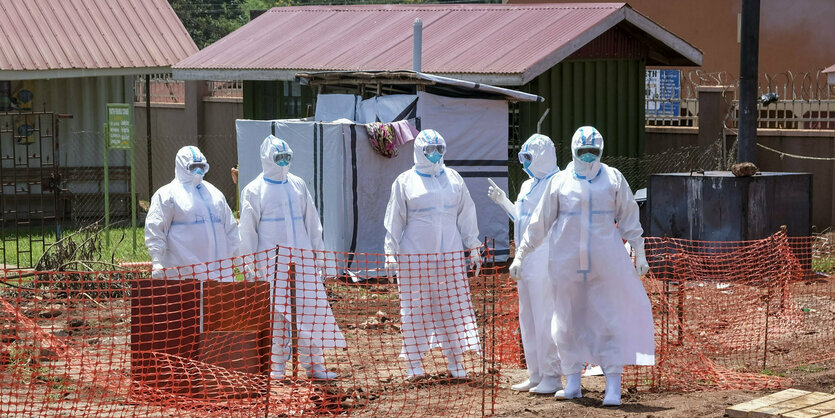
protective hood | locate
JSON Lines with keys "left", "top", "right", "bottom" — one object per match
{"left": 260, "top": 135, "right": 292, "bottom": 182}
{"left": 174, "top": 146, "right": 209, "bottom": 186}
{"left": 413, "top": 129, "right": 446, "bottom": 176}
{"left": 520, "top": 134, "right": 559, "bottom": 179}
{"left": 571, "top": 126, "right": 604, "bottom": 180}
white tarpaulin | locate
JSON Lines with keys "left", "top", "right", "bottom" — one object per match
{"left": 236, "top": 92, "right": 511, "bottom": 265}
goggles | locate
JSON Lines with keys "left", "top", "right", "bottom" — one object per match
{"left": 423, "top": 144, "right": 446, "bottom": 155}
{"left": 273, "top": 151, "right": 293, "bottom": 165}
{"left": 187, "top": 162, "right": 209, "bottom": 173}
{"left": 576, "top": 147, "right": 601, "bottom": 157}
{"left": 518, "top": 151, "right": 533, "bottom": 165}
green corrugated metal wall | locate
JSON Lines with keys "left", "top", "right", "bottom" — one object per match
{"left": 511, "top": 58, "right": 646, "bottom": 196}
{"left": 242, "top": 80, "right": 314, "bottom": 120}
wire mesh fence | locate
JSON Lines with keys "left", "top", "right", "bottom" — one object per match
{"left": 493, "top": 230, "right": 835, "bottom": 392}
{"left": 0, "top": 244, "right": 500, "bottom": 417}
{"left": 644, "top": 69, "right": 835, "bottom": 130}
{"left": 3, "top": 231, "right": 834, "bottom": 416}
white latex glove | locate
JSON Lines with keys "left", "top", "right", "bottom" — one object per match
{"left": 508, "top": 256, "right": 523, "bottom": 282}
{"left": 469, "top": 248, "right": 482, "bottom": 276}
{"left": 633, "top": 243, "right": 650, "bottom": 276}
{"left": 384, "top": 255, "right": 399, "bottom": 277}
{"left": 487, "top": 178, "right": 516, "bottom": 218}
{"left": 243, "top": 264, "right": 257, "bottom": 281}
{"left": 151, "top": 261, "right": 164, "bottom": 279}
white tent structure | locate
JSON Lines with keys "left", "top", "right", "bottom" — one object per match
{"left": 236, "top": 72, "right": 542, "bottom": 271}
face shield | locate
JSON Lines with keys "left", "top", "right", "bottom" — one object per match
{"left": 273, "top": 150, "right": 293, "bottom": 167}
{"left": 576, "top": 146, "right": 601, "bottom": 163}
{"left": 423, "top": 143, "right": 446, "bottom": 164}
{"left": 187, "top": 161, "right": 209, "bottom": 176}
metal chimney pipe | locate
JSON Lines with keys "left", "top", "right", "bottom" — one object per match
{"left": 738, "top": 0, "right": 760, "bottom": 164}
{"left": 413, "top": 18, "right": 422, "bottom": 72}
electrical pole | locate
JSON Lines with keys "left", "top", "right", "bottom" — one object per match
{"left": 738, "top": 0, "right": 760, "bottom": 164}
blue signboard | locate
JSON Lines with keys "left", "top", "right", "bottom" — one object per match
{"left": 646, "top": 69, "right": 681, "bottom": 118}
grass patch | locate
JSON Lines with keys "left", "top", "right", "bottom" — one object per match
{"left": 761, "top": 368, "right": 787, "bottom": 377}
{"left": 812, "top": 256, "right": 835, "bottom": 274}
{"left": 2, "top": 225, "right": 150, "bottom": 268}
{"left": 790, "top": 364, "right": 827, "bottom": 374}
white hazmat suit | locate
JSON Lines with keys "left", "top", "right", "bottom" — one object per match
{"left": 510, "top": 126, "right": 653, "bottom": 406}
{"left": 488, "top": 134, "right": 562, "bottom": 394}
{"left": 384, "top": 129, "right": 482, "bottom": 379}
{"left": 145, "top": 146, "right": 239, "bottom": 281}
{"left": 238, "top": 135, "right": 346, "bottom": 380}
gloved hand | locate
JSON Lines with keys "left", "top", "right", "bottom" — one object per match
{"left": 151, "top": 262, "right": 164, "bottom": 279}
{"left": 487, "top": 178, "right": 516, "bottom": 218}
{"left": 384, "top": 255, "right": 399, "bottom": 277}
{"left": 469, "top": 248, "right": 482, "bottom": 275}
{"left": 508, "top": 256, "right": 523, "bottom": 282}
{"left": 243, "top": 264, "right": 257, "bottom": 281}
{"left": 632, "top": 243, "right": 650, "bottom": 276}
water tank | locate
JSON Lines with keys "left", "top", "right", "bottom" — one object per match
{"left": 646, "top": 171, "right": 812, "bottom": 240}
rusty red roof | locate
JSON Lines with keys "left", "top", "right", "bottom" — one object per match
{"left": 0, "top": 0, "right": 197, "bottom": 79}
{"left": 174, "top": 3, "right": 701, "bottom": 85}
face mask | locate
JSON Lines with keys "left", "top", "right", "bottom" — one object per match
{"left": 426, "top": 151, "right": 443, "bottom": 164}
{"left": 578, "top": 153, "right": 598, "bottom": 163}
{"left": 518, "top": 151, "right": 532, "bottom": 170}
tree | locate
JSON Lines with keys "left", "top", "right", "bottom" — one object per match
{"left": 169, "top": 0, "right": 249, "bottom": 49}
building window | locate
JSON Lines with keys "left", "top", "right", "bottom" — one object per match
{"left": 0, "top": 81, "right": 11, "bottom": 111}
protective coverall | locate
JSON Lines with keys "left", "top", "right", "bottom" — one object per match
{"left": 238, "top": 135, "right": 346, "bottom": 380}
{"left": 488, "top": 134, "right": 562, "bottom": 393}
{"left": 145, "top": 146, "right": 240, "bottom": 280}
{"left": 511, "top": 126, "right": 654, "bottom": 406}
{"left": 383, "top": 129, "right": 482, "bottom": 379}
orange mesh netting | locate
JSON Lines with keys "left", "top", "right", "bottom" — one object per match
{"left": 0, "top": 244, "right": 501, "bottom": 417}
{"left": 492, "top": 230, "right": 834, "bottom": 392}
{"left": 3, "top": 231, "right": 835, "bottom": 416}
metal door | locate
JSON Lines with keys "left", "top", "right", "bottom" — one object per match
{"left": 0, "top": 111, "right": 62, "bottom": 269}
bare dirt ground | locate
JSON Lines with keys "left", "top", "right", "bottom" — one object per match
{"left": 489, "top": 365, "right": 835, "bottom": 417}
{"left": 2, "top": 271, "right": 834, "bottom": 417}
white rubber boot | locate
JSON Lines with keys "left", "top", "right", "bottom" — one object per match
{"left": 406, "top": 360, "right": 425, "bottom": 381}
{"left": 602, "top": 373, "right": 622, "bottom": 406}
{"left": 447, "top": 353, "right": 468, "bottom": 379}
{"left": 510, "top": 378, "right": 540, "bottom": 392}
{"left": 553, "top": 372, "right": 582, "bottom": 400}
{"left": 269, "top": 363, "right": 286, "bottom": 380}
{"left": 307, "top": 363, "right": 338, "bottom": 381}
{"left": 530, "top": 375, "right": 563, "bottom": 394}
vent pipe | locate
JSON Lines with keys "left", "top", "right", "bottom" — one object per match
{"left": 413, "top": 18, "right": 422, "bottom": 72}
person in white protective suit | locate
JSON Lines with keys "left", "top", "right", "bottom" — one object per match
{"left": 145, "top": 146, "right": 240, "bottom": 280}
{"left": 509, "top": 126, "right": 654, "bottom": 406}
{"left": 383, "top": 129, "right": 483, "bottom": 380}
{"left": 238, "top": 135, "right": 346, "bottom": 381}
{"left": 487, "top": 134, "right": 563, "bottom": 394}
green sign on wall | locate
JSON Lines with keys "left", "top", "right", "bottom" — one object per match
{"left": 106, "top": 103, "right": 133, "bottom": 149}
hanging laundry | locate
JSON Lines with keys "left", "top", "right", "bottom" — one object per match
{"left": 365, "top": 122, "right": 398, "bottom": 158}
{"left": 390, "top": 119, "right": 419, "bottom": 147}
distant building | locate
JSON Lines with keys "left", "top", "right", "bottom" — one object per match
{"left": 175, "top": 3, "right": 701, "bottom": 166}
{"left": 509, "top": 0, "right": 835, "bottom": 76}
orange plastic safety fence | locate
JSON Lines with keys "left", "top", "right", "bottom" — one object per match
{"left": 492, "top": 230, "right": 834, "bottom": 392}
{"left": 0, "top": 243, "right": 503, "bottom": 417}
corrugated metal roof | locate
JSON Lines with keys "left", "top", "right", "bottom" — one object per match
{"left": 0, "top": 0, "right": 197, "bottom": 78}
{"left": 174, "top": 3, "right": 702, "bottom": 85}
